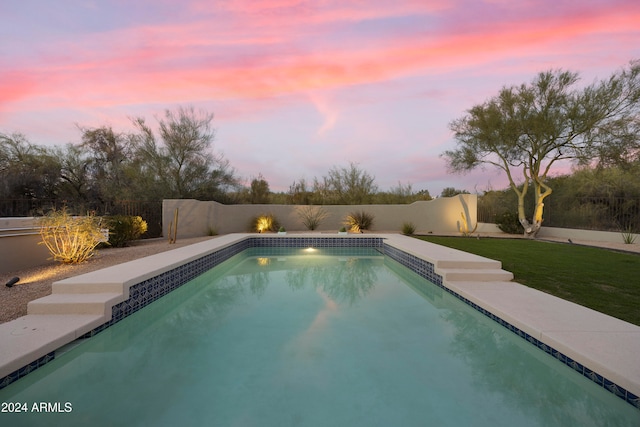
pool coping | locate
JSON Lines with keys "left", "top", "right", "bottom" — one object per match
{"left": 0, "top": 233, "right": 638, "bottom": 409}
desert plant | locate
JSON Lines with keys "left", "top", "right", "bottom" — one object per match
{"left": 251, "top": 213, "right": 280, "bottom": 233}
{"left": 401, "top": 221, "right": 416, "bottom": 235}
{"left": 621, "top": 225, "right": 637, "bottom": 244}
{"left": 103, "top": 215, "right": 148, "bottom": 247}
{"left": 339, "top": 226, "right": 347, "bottom": 233}
{"left": 279, "top": 226, "right": 286, "bottom": 232}
{"left": 494, "top": 211, "right": 524, "bottom": 235}
{"left": 296, "top": 205, "right": 329, "bottom": 230}
{"left": 458, "top": 212, "right": 478, "bottom": 237}
{"left": 345, "top": 211, "right": 374, "bottom": 233}
{"left": 38, "top": 208, "right": 106, "bottom": 263}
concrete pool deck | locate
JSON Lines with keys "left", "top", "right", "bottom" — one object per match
{"left": 0, "top": 233, "right": 638, "bottom": 407}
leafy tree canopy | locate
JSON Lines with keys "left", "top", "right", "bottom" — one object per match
{"left": 443, "top": 60, "right": 640, "bottom": 237}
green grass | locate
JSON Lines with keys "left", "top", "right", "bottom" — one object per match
{"left": 416, "top": 236, "right": 640, "bottom": 326}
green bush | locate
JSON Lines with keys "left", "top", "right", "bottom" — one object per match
{"left": 38, "top": 208, "right": 106, "bottom": 263}
{"left": 104, "top": 215, "right": 148, "bottom": 247}
{"left": 401, "top": 221, "right": 416, "bottom": 235}
{"left": 494, "top": 211, "right": 523, "bottom": 234}
{"left": 345, "top": 211, "right": 374, "bottom": 232}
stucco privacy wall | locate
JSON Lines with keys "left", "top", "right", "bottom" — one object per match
{"left": 162, "top": 194, "right": 479, "bottom": 237}
{"left": 0, "top": 218, "right": 52, "bottom": 275}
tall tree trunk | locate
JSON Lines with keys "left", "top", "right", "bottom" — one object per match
{"left": 521, "top": 181, "right": 552, "bottom": 239}
{"left": 518, "top": 194, "right": 540, "bottom": 238}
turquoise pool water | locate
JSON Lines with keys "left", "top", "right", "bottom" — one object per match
{"left": 0, "top": 247, "right": 637, "bottom": 426}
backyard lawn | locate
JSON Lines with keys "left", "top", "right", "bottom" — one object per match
{"left": 416, "top": 236, "right": 640, "bottom": 327}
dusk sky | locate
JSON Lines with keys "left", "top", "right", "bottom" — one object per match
{"left": 1, "top": 0, "right": 639, "bottom": 196}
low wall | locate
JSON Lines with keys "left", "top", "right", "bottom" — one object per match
{"left": 162, "top": 195, "right": 479, "bottom": 238}
{"left": 477, "top": 223, "right": 635, "bottom": 245}
{"left": 537, "top": 226, "right": 635, "bottom": 245}
{"left": 0, "top": 218, "right": 53, "bottom": 275}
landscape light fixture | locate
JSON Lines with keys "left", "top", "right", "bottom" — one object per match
{"left": 5, "top": 277, "right": 20, "bottom": 287}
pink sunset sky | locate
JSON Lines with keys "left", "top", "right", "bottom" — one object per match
{"left": 1, "top": 0, "right": 639, "bottom": 196}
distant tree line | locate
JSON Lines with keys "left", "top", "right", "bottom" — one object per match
{"left": 1, "top": 106, "right": 240, "bottom": 212}
{"left": 264, "top": 163, "right": 433, "bottom": 205}
{"left": 1, "top": 108, "right": 435, "bottom": 218}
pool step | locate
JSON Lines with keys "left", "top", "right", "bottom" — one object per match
{"left": 52, "top": 281, "right": 126, "bottom": 295}
{"left": 27, "top": 293, "right": 123, "bottom": 317}
{"left": 437, "top": 268, "right": 514, "bottom": 282}
{"left": 434, "top": 259, "right": 503, "bottom": 270}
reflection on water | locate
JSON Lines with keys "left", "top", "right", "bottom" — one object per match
{"left": 231, "top": 247, "right": 382, "bottom": 305}
{"left": 284, "top": 256, "right": 378, "bottom": 305}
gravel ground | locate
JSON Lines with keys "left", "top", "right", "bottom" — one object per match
{"left": 0, "top": 236, "right": 214, "bottom": 324}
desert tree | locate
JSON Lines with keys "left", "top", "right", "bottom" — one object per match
{"left": 131, "top": 106, "right": 239, "bottom": 200}
{"left": 77, "top": 125, "right": 138, "bottom": 202}
{"left": 443, "top": 60, "right": 640, "bottom": 237}
{"left": 287, "top": 178, "right": 312, "bottom": 204}
{"left": 250, "top": 174, "right": 271, "bottom": 204}
{"left": 0, "top": 132, "right": 61, "bottom": 200}
{"left": 313, "top": 162, "right": 378, "bottom": 204}
{"left": 440, "top": 187, "right": 470, "bottom": 198}
{"left": 54, "top": 143, "right": 92, "bottom": 202}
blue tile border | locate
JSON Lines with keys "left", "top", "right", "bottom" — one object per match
{"left": 1, "top": 236, "right": 638, "bottom": 411}
{"left": 0, "top": 351, "right": 55, "bottom": 389}
{"left": 249, "top": 236, "right": 383, "bottom": 248}
{"left": 383, "top": 244, "right": 443, "bottom": 286}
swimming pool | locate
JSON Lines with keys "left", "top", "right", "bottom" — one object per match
{"left": 0, "top": 245, "right": 637, "bottom": 426}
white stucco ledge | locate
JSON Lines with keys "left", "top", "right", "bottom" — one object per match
{"left": 0, "top": 232, "right": 638, "bottom": 405}
{"left": 0, "top": 314, "right": 105, "bottom": 379}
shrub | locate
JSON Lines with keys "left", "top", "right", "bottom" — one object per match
{"left": 251, "top": 213, "right": 280, "bottom": 233}
{"left": 104, "top": 215, "right": 148, "bottom": 247}
{"left": 38, "top": 208, "right": 106, "bottom": 263}
{"left": 296, "top": 206, "right": 329, "bottom": 230}
{"left": 345, "top": 211, "right": 374, "bottom": 232}
{"left": 621, "top": 224, "right": 637, "bottom": 244}
{"left": 401, "top": 221, "right": 416, "bottom": 235}
{"left": 494, "top": 211, "right": 524, "bottom": 234}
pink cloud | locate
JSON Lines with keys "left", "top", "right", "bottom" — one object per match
{"left": 2, "top": 0, "right": 637, "bottom": 119}
{"left": 0, "top": 72, "right": 38, "bottom": 113}
{"left": 209, "top": 0, "right": 452, "bottom": 28}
